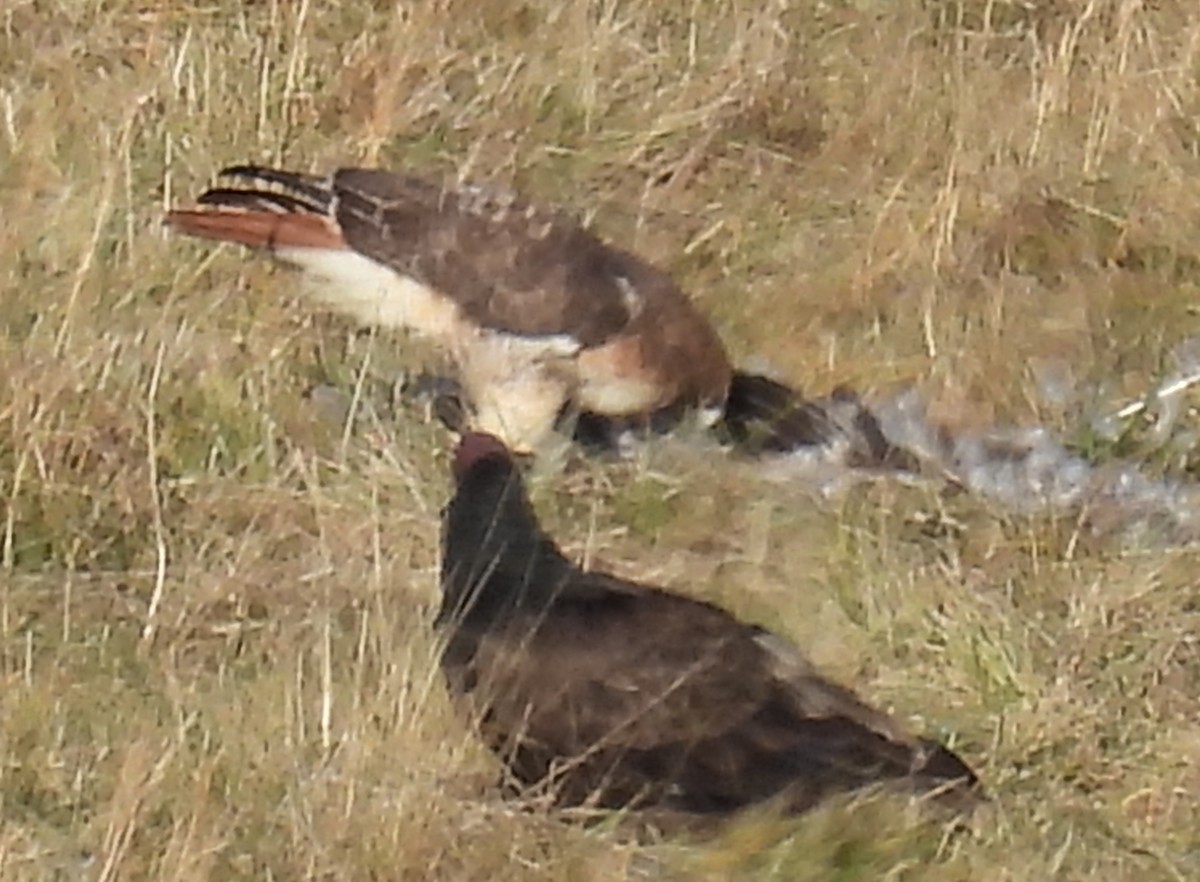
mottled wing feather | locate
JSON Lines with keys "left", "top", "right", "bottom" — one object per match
{"left": 328, "top": 168, "right": 638, "bottom": 346}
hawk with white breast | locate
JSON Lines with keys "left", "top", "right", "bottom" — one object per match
{"left": 166, "top": 165, "right": 733, "bottom": 452}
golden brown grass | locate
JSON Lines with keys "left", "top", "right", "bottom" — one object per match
{"left": 3, "top": 1, "right": 1200, "bottom": 879}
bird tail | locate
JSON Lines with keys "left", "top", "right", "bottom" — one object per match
{"left": 164, "top": 165, "right": 344, "bottom": 251}
{"left": 768, "top": 719, "right": 985, "bottom": 817}
{"left": 716, "top": 371, "right": 918, "bottom": 469}
{"left": 909, "top": 736, "right": 986, "bottom": 812}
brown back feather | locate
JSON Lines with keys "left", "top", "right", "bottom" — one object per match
{"left": 329, "top": 168, "right": 642, "bottom": 346}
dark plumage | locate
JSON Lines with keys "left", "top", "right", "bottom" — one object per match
{"left": 438, "top": 433, "right": 983, "bottom": 822}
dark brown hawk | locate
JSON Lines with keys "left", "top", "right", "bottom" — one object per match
{"left": 438, "top": 432, "right": 984, "bottom": 822}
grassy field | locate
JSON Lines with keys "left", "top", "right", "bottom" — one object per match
{"left": 3, "top": 1, "right": 1200, "bottom": 879}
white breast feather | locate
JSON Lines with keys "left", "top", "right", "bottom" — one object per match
{"left": 277, "top": 247, "right": 466, "bottom": 339}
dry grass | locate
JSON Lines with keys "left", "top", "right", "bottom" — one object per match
{"left": 3, "top": 0, "right": 1200, "bottom": 879}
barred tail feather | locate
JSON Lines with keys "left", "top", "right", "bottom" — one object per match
{"left": 217, "top": 165, "right": 333, "bottom": 210}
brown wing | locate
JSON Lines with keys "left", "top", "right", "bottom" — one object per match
{"left": 460, "top": 577, "right": 772, "bottom": 750}
{"left": 445, "top": 574, "right": 772, "bottom": 808}
{"left": 749, "top": 628, "right": 917, "bottom": 747}
{"left": 327, "top": 168, "right": 642, "bottom": 347}
{"left": 331, "top": 168, "right": 733, "bottom": 408}
{"left": 446, "top": 573, "right": 980, "bottom": 813}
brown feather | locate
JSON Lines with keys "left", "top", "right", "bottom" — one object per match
{"left": 164, "top": 207, "right": 345, "bottom": 251}
{"left": 327, "top": 168, "right": 648, "bottom": 346}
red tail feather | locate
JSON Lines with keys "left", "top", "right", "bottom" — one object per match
{"left": 164, "top": 208, "right": 345, "bottom": 251}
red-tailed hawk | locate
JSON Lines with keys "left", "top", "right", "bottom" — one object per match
{"left": 165, "top": 165, "right": 732, "bottom": 452}
{"left": 439, "top": 431, "right": 983, "bottom": 821}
